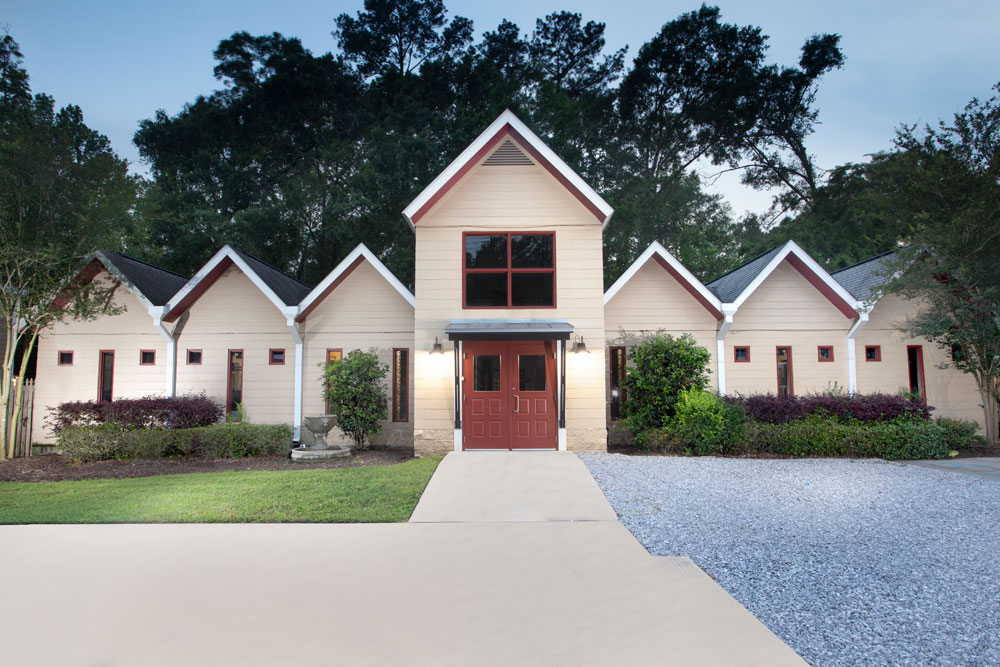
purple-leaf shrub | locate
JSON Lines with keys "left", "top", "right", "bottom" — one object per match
{"left": 727, "top": 392, "right": 931, "bottom": 424}
{"left": 49, "top": 394, "right": 223, "bottom": 432}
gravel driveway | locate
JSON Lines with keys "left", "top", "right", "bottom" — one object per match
{"left": 579, "top": 454, "right": 1000, "bottom": 667}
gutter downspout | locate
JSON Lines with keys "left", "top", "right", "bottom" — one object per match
{"left": 286, "top": 316, "right": 303, "bottom": 443}
{"left": 151, "top": 307, "right": 176, "bottom": 397}
{"left": 716, "top": 306, "right": 737, "bottom": 396}
{"left": 846, "top": 310, "right": 870, "bottom": 395}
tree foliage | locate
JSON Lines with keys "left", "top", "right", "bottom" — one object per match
{"left": 877, "top": 85, "right": 1000, "bottom": 445}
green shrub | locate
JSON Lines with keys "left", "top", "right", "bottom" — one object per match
{"left": 666, "top": 389, "right": 747, "bottom": 456}
{"left": 58, "top": 423, "right": 293, "bottom": 462}
{"left": 738, "top": 417, "right": 948, "bottom": 460}
{"left": 620, "top": 333, "right": 712, "bottom": 446}
{"left": 935, "top": 417, "right": 982, "bottom": 451}
{"left": 323, "top": 349, "right": 388, "bottom": 448}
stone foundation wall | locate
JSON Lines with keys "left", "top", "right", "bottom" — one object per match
{"left": 414, "top": 429, "right": 454, "bottom": 457}
{"left": 566, "top": 428, "right": 608, "bottom": 452}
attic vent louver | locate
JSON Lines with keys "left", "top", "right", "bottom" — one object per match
{"left": 483, "top": 139, "right": 534, "bottom": 166}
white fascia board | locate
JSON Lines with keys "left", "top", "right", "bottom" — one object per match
{"left": 730, "top": 240, "right": 861, "bottom": 312}
{"left": 402, "top": 109, "right": 614, "bottom": 229}
{"left": 297, "top": 243, "right": 415, "bottom": 316}
{"left": 165, "top": 245, "right": 294, "bottom": 319}
{"left": 604, "top": 241, "right": 722, "bottom": 312}
{"left": 93, "top": 251, "right": 156, "bottom": 314}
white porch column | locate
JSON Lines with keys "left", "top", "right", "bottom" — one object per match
{"left": 715, "top": 308, "right": 736, "bottom": 396}
{"left": 846, "top": 311, "right": 870, "bottom": 395}
{"left": 286, "top": 318, "right": 304, "bottom": 442}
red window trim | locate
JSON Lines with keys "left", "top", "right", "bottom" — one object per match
{"left": 140, "top": 349, "right": 156, "bottom": 365}
{"left": 187, "top": 349, "right": 203, "bottom": 365}
{"left": 734, "top": 346, "right": 750, "bottom": 363}
{"left": 609, "top": 346, "right": 626, "bottom": 421}
{"left": 865, "top": 345, "right": 881, "bottom": 362}
{"left": 269, "top": 348, "right": 286, "bottom": 365}
{"left": 392, "top": 348, "right": 409, "bottom": 422}
{"left": 817, "top": 346, "right": 834, "bottom": 362}
{"left": 776, "top": 346, "right": 794, "bottom": 397}
{"left": 97, "top": 349, "right": 114, "bottom": 402}
{"left": 462, "top": 231, "right": 557, "bottom": 309}
{"left": 57, "top": 350, "right": 74, "bottom": 366}
{"left": 907, "top": 344, "right": 926, "bottom": 400}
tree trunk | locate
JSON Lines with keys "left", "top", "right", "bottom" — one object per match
{"left": 6, "top": 329, "right": 37, "bottom": 458}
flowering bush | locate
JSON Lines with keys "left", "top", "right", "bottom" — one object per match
{"left": 728, "top": 392, "right": 930, "bottom": 424}
{"left": 49, "top": 394, "right": 223, "bottom": 433}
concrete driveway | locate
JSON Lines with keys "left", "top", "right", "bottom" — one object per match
{"left": 0, "top": 453, "right": 805, "bottom": 666}
{"left": 905, "top": 456, "right": 1000, "bottom": 481}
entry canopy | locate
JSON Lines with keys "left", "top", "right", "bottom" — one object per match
{"left": 445, "top": 319, "right": 574, "bottom": 341}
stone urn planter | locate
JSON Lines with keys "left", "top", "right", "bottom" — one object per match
{"left": 291, "top": 415, "right": 350, "bottom": 461}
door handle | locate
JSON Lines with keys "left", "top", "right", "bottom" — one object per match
{"left": 513, "top": 394, "right": 520, "bottom": 414}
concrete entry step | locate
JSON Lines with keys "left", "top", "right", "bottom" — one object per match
{"left": 410, "top": 451, "right": 619, "bottom": 522}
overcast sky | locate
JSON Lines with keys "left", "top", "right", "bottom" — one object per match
{"left": 5, "top": 0, "right": 999, "bottom": 216}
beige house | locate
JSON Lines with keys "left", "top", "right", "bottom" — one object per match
{"left": 31, "top": 111, "right": 990, "bottom": 447}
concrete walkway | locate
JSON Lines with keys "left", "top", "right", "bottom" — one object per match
{"left": 905, "top": 456, "right": 1000, "bottom": 482}
{"left": 0, "top": 452, "right": 806, "bottom": 666}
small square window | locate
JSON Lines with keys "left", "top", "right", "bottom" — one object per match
{"left": 734, "top": 346, "right": 750, "bottom": 363}
{"left": 58, "top": 351, "right": 74, "bottom": 366}
{"left": 269, "top": 349, "right": 285, "bottom": 365}
{"left": 818, "top": 346, "right": 834, "bottom": 362}
{"left": 140, "top": 350, "right": 156, "bottom": 365}
{"left": 865, "top": 346, "right": 881, "bottom": 362}
{"left": 187, "top": 349, "right": 202, "bottom": 365}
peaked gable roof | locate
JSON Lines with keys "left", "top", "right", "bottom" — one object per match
{"left": 402, "top": 109, "right": 614, "bottom": 229}
{"left": 707, "top": 240, "right": 859, "bottom": 318}
{"left": 604, "top": 241, "right": 723, "bottom": 319}
{"left": 831, "top": 250, "right": 898, "bottom": 303}
{"left": 296, "top": 243, "right": 414, "bottom": 322}
{"left": 98, "top": 251, "right": 189, "bottom": 307}
{"left": 163, "top": 245, "right": 311, "bottom": 322}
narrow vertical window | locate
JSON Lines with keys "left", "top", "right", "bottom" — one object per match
{"left": 776, "top": 347, "right": 793, "bottom": 397}
{"left": 98, "top": 350, "right": 114, "bottom": 402}
{"left": 227, "top": 350, "right": 244, "bottom": 421}
{"left": 392, "top": 348, "right": 409, "bottom": 422}
{"left": 907, "top": 345, "right": 925, "bottom": 400}
{"left": 325, "top": 349, "right": 342, "bottom": 414}
{"left": 609, "top": 346, "right": 626, "bottom": 421}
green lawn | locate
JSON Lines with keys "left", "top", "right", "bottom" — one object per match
{"left": 0, "top": 457, "right": 440, "bottom": 524}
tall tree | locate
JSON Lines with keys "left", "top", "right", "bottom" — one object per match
{"left": 880, "top": 84, "right": 1000, "bottom": 446}
{"left": 0, "top": 34, "right": 136, "bottom": 457}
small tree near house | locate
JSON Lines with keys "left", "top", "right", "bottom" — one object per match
{"left": 322, "top": 349, "right": 389, "bottom": 449}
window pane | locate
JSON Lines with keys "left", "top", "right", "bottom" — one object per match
{"left": 465, "top": 235, "right": 507, "bottom": 268}
{"left": 610, "top": 347, "right": 625, "bottom": 420}
{"left": 59, "top": 351, "right": 73, "bottom": 365}
{"left": 776, "top": 348, "right": 791, "bottom": 397}
{"left": 818, "top": 346, "right": 832, "bottom": 361}
{"left": 518, "top": 355, "right": 546, "bottom": 391}
{"left": 866, "top": 346, "right": 879, "bottom": 361}
{"left": 511, "top": 235, "right": 552, "bottom": 268}
{"left": 188, "top": 350, "right": 202, "bottom": 364}
{"left": 465, "top": 272, "right": 507, "bottom": 307}
{"left": 141, "top": 350, "right": 155, "bottom": 364}
{"left": 393, "top": 349, "right": 409, "bottom": 421}
{"left": 734, "top": 347, "right": 748, "bottom": 362}
{"left": 474, "top": 355, "right": 501, "bottom": 391}
{"left": 100, "top": 352, "right": 114, "bottom": 402}
{"left": 270, "top": 349, "right": 285, "bottom": 364}
{"left": 511, "top": 272, "right": 553, "bottom": 307}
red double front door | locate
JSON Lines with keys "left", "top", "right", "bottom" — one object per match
{"left": 462, "top": 340, "right": 557, "bottom": 450}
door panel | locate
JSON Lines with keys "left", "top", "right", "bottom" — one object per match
{"left": 462, "top": 341, "right": 558, "bottom": 450}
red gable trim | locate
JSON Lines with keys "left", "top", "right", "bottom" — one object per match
{"left": 408, "top": 124, "right": 608, "bottom": 225}
{"left": 162, "top": 257, "right": 233, "bottom": 322}
{"left": 295, "top": 255, "right": 365, "bottom": 322}
{"left": 53, "top": 258, "right": 105, "bottom": 309}
{"left": 785, "top": 254, "right": 858, "bottom": 318}
{"left": 651, "top": 254, "right": 724, "bottom": 320}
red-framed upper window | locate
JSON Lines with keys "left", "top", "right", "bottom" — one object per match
{"left": 463, "top": 232, "right": 555, "bottom": 308}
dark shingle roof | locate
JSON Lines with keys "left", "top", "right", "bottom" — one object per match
{"left": 231, "top": 248, "right": 312, "bottom": 306}
{"left": 831, "top": 250, "right": 898, "bottom": 302}
{"left": 706, "top": 246, "right": 783, "bottom": 303}
{"left": 100, "top": 251, "right": 189, "bottom": 306}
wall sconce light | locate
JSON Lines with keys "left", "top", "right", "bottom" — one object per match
{"left": 430, "top": 336, "right": 444, "bottom": 354}
{"left": 570, "top": 335, "right": 589, "bottom": 354}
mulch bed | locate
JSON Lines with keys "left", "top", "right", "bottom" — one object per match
{"left": 0, "top": 450, "right": 413, "bottom": 483}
